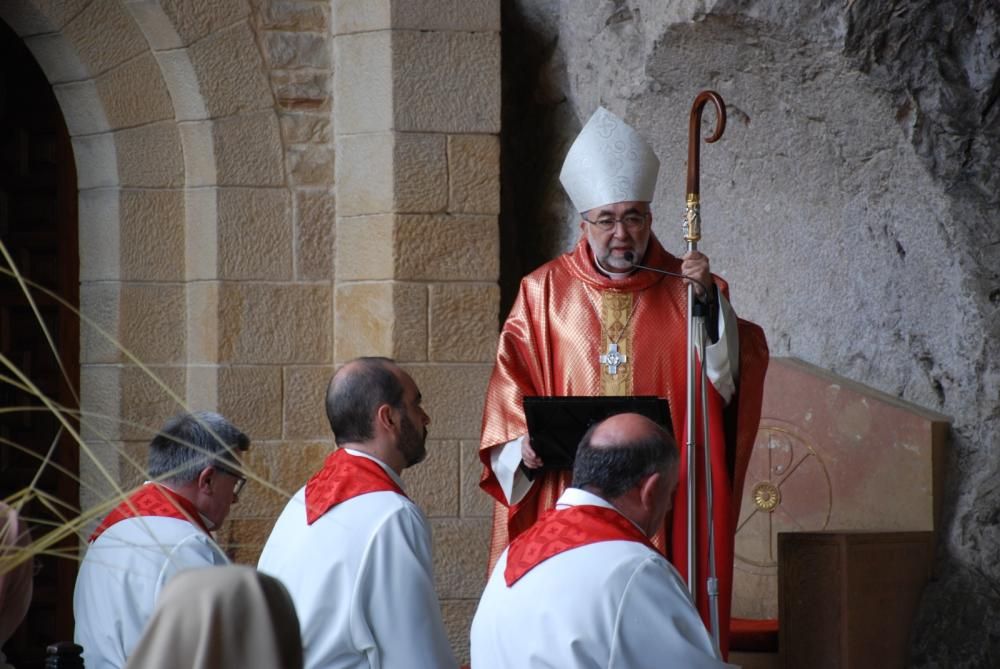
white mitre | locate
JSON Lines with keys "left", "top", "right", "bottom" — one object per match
{"left": 559, "top": 106, "right": 660, "bottom": 213}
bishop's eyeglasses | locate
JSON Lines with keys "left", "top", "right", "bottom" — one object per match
{"left": 582, "top": 212, "right": 650, "bottom": 231}
{"left": 215, "top": 463, "right": 247, "bottom": 497}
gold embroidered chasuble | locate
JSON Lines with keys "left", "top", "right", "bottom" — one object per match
{"left": 479, "top": 233, "right": 769, "bottom": 654}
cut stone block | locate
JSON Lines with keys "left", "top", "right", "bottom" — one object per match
{"left": 404, "top": 363, "right": 492, "bottom": 439}
{"left": 96, "top": 52, "right": 173, "bottom": 129}
{"left": 333, "top": 31, "right": 392, "bottom": 134}
{"left": 212, "top": 111, "right": 285, "bottom": 186}
{"left": 283, "top": 366, "right": 336, "bottom": 440}
{"left": 218, "top": 365, "right": 284, "bottom": 441}
{"left": 333, "top": 281, "right": 427, "bottom": 362}
{"left": 401, "top": 440, "right": 460, "bottom": 517}
{"left": 217, "top": 187, "right": 293, "bottom": 280}
{"left": 428, "top": 282, "right": 499, "bottom": 362}
{"left": 119, "top": 189, "right": 185, "bottom": 281}
{"left": 448, "top": 134, "right": 500, "bottom": 214}
{"left": 115, "top": 121, "right": 184, "bottom": 187}
{"left": 188, "top": 21, "right": 272, "bottom": 118}
{"left": 295, "top": 189, "right": 336, "bottom": 280}
{"left": 431, "top": 517, "right": 491, "bottom": 599}
{"left": 218, "top": 282, "right": 333, "bottom": 364}
{"left": 459, "top": 439, "right": 492, "bottom": 517}
{"left": 392, "top": 31, "right": 500, "bottom": 133}
{"left": 63, "top": 0, "right": 146, "bottom": 75}
{"left": 332, "top": 0, "right": 500, "bottom": 34}
{"left": 155, "top": 0, "right": 250, "bottom": 46}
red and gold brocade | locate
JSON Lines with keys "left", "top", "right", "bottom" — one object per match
{"left": 479, "top": 233, "right": 769, "bottom": 654}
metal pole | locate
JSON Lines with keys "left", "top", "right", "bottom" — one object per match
{"left": 700, "top": 324, "right": 721, "bottom": 655}
{"left": 685, "top": 238, "right": 698, "bottom": 600}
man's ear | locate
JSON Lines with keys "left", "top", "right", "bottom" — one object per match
{"left": 197, "top": 466, "right": 216, "bottom": 495}
{"left": 638, "top": 471, "right": 663, "bottom": 511}
{"left": 374, "top": 403, "right": 396, "bottom": 432}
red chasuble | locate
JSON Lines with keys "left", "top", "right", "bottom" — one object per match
{"left": 479, "top": 233, "right": 769, "bottom": 654}
{"left": 89, "top": 483, "right": 212, "bottom": 542}
{"left": 504, "top": 504, "right": 656, "bottom": 586}
{"left": 305, "top": 448, "right": 406, "bottom": 525}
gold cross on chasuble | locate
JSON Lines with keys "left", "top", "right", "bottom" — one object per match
{"left": 598, "top": 290, "right": 634, "bottom": 396}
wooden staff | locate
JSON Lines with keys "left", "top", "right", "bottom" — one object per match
{"left": 683, "top": 90, "right": 726, "bottom": 655}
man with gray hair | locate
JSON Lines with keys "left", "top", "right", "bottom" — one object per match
{"left": 73, "top": 411, "right": 249, "bottom": 669}
{"left": 471, "top": 412, "right": 732, "bottom": 668}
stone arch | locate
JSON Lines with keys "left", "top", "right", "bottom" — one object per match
{"left": 0, "top": 0, "right": 286, "bottom": 507}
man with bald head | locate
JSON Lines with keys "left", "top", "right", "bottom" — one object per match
{"left": 471, "top": 412, "right": 732, "bottom": 668}
{"left": 258, "top": 357, "right": 456, "bottom": 669}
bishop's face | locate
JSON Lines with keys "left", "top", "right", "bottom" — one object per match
{"left": 580, "top": 200, "right": 653, "bottom": 273}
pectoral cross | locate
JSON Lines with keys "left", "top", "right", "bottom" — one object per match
{"left": 599, "top": 342, "right": 627, "bottom": 375}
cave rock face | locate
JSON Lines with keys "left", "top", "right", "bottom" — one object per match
{"left": 502, "top": 2, "right": 1000, "bottom": 666}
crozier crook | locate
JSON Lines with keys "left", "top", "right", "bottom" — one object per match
{"left": 685, "top": 90, "right": 726, "bottom": 245}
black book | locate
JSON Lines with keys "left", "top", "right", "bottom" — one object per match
{"left": 521, "top": 395, "right": 672, "bottom": 478}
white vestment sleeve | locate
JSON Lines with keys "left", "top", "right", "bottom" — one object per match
{"left": 703, "top": 293, "right": 739, "bottom": 405}
{"left": 489, "top": 436, "right": 535, "bottom": 506}
{"left": 352, "top": 506, "right": 458, "bottom": 669}
{"left": 610, "top": 557, "right": 737, "bottom": 669}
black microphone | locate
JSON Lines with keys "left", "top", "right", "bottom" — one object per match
{"left": 624, "top": 252, "right": 711, "bottom": 297}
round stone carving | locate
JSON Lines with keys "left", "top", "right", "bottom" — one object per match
{"left": 732, "top": 420, "right": 833, "bottom": 619}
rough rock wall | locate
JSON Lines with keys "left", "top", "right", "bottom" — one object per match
{"left": 502, "top": 1, "right": 999, "bottom": 665}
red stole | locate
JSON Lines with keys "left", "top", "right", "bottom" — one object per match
{"left": 504, "top": 504, "right": 656, "bottom": 586}
{"left": 305, "top": 449, "right": 406, "bottom": 525}
{"left": 89, "top": 483, "right": 212, "bottom": 542}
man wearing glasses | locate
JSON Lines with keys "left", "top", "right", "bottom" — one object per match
{"left": 478, "top": 107, "right": 769, "bottom": 656}
{"left": 73, "top": 411, "right": 249, "bottom": 669}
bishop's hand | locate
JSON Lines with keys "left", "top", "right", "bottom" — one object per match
{"left": 681, "top": 250, "right": 713, "bottom": 301}
{"left": 521, "top": 434, "right": 544, "bottom": 469}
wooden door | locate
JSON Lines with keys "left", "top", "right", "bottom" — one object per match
{"left": 0, "top": 18, "right": 80, "bottom": 669}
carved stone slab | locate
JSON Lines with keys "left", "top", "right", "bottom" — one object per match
{"left": 732, "top": 357, "right": 949, "bottom": 620}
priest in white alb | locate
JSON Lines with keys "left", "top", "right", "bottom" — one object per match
{"left": 258, "top": 357, "right": 457, "bottom": 669}
{"left": 73, "top": 412, "right": 250, "bottom": 669}
{"left": 478, "top": 106, "right": 769, "bottom": 654}
{"left": 471, "top": 412, "right": 734, "bottom": 667}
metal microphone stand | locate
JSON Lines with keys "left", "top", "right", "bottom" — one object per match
{"left": 627, "top": 257, "right": 721, "bottom": 656}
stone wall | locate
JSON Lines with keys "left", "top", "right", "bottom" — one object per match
{"left": 503, "top": 0, "right": 1000, "bottom": 665}
{"left": 330, "top": 2, "right": 501, "bottom": 658}
{"left": 0, "top": 0, "right": 500, "bottom": 662}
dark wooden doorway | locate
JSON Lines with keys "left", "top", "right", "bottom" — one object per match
{"left": 0, "top": 18, "right": 80, "bottom": 669}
